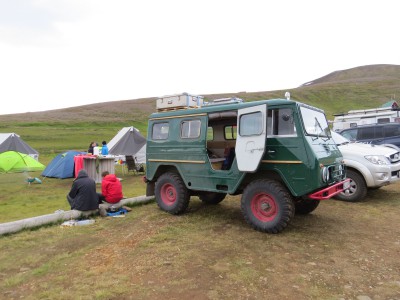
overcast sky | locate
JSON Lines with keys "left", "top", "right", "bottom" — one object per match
{"left": 0, "top": 0, "right": 399, "bottom": 115}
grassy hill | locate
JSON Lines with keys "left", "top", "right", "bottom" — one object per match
{"left": 1, "top": 64, "right": 399, "bottom": 122}
{"left": 0, "top": 64, "right": 399, "bottom": 157}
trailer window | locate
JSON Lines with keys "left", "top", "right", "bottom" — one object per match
{"left": 378, "top": 118, "right": 390, "bottom": 124}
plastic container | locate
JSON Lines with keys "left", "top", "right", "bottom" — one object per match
{"left": 93, "top": 147, "right": 100, "bottom": 156}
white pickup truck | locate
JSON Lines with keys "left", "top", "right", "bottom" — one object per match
{"left": 332, "top": 132, "right": 400, "bottom": 201}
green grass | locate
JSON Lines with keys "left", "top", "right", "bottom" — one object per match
{"left": 0, "top": 168, "right": 146, "bottom": 223}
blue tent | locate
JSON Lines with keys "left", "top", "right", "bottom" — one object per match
{"left": 42, "top": 150, "right": 85, "bottom": 179}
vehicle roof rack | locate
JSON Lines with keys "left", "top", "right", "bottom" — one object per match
{"left": 203, "top": 97, "right": 243, "bottom": 106}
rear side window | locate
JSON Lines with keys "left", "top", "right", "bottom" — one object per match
{"left": 181, "top": 120, "right": 201, "bottom": 139}
{"left": 384, "top": 125, "right": 400, "bottom": 137}
{"left": 207, "top": 126, "right": 214, "bottom": 141}
{"left": 224, "top": 125, "right": 237, "bottom": 140}
{"left": 152, "top": 122, "right": 169, "bottom": 140}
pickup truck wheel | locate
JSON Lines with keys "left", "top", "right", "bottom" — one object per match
{"left": 241, "top": 180, "right": 294, "bottom": 234}
{"left": 334, "top": 169, "right": 367, "bottom": 202}
{"left": 155, "top": 172, "right": 190, "bottom": 214}
{"left": 294, "top": 198, "right": 320, "bottom": 215}
{"left": 199, "top": 192, "right": 226, "bottom": 205}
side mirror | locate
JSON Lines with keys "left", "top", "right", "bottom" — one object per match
{"left": 282, "top": 114, "right": 290, "bottom": 122}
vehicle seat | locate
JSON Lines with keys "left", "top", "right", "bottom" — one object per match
{"left": 222, "top": 147, "right": 235, "bottom": 170}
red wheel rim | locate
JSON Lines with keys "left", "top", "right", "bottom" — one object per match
{"left": 251, "top": 193, "right": 277, "bottom": 222}
{"left": 160, "top": 183, "right": 176, "bottom": 205}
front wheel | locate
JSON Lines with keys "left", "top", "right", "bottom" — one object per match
{"left": 334, "top": 170, "right": 367, "bottom": 202}
{"left": 155, "top": 172, "right": 190, "bottom": 214}
{"left": 241, "top": 180, "right": 295, "bottom": 234}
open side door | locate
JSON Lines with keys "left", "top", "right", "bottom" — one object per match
{"left": 236, "top": 104, "right": 267, "bottom": 172}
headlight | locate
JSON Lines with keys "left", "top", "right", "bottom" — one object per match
{"left": 321, "top": 166, "right": 330, "bottom": 182}
{"left": 364, "top": 155, "right": 390, "bottom": 165}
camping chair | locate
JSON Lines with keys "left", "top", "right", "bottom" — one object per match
{"left": 125, "top": 155, "right": 145, "bottom": 175}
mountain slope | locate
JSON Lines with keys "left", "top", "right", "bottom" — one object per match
{"left": 301, "top": 64, "right": 400, "bottom": 86}
{"left": 0, "top": 64, "right": 399, "bottom": 124}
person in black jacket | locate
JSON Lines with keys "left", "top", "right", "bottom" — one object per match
{"left": 87, "top": 141, "right": 97, "bottom": 154}
{"left": 67, "top": 169, "right": 99, "bottom": 211}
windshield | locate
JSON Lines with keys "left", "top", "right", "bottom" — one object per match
{"left": 331, "top": 131, "right": 349, "bottom": 145}
{"left": 300, "top": 106, "right": 331, "bottom": 137}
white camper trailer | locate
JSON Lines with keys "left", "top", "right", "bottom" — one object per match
{"left": 332, "top": 102, "right": 400, "bottom": 132}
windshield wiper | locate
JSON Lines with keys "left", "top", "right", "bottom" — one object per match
{"left": 314, "top": 117, "right": 323, "bottom": 135}
{"left": 313, "top": 117, "right": 330, "bottom": 141}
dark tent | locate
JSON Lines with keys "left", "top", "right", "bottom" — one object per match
{"left": 42, "top": 150, "right": 85, "bottom": 179}
{"left": 108, "top": 127, "right": 146, "bottom": 163}
{"left": 0, "top": 133, "right": 39, "bottom": 160}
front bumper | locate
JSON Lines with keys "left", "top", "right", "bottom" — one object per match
{"left": 365, "top": 164, "right": 400, "bottom": 187}
{"left": 307, "top": 179, "right": 351, "bottom": 200}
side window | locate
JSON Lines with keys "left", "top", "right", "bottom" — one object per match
{"left": 267, "top": 108, "right": 296, "bottom": 136}
{"left": 152, "top": 122, "right": 169, "bottom": 140}
{"left": 341, "top": 129, "right": 357, "bottom": 141}
{"left": 359, "top": 127, "right": 376, "bottom": 139}
{"left": 224, "top": 125, "right": 237, "bottom": 140}
{"left": 207, "top": 126, "right": 214, "bottom": 141}
{"left": 181, "top": 120, "right": 201, "bottom": 139}
{"left": 239, "top": 111, "right": 263, "bottom": 136}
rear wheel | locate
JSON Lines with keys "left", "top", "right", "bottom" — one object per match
{"left": 241, "top": 180, "right": 294, "bottom": 233}
{"left": 334, "top": 170, "right": 367, "bottom": 202}
{"left": 155, "top": 172, "right": 190, "bottom": 214}
{"left": 199, "top": 192, "right": 226, "bottom": 205}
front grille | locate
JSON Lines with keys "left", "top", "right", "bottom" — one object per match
{"left": 328, "top": 163, "right": 346, "bottom": 182}
{"left": 389, "top": 152, "right": 400, "bottom": 163}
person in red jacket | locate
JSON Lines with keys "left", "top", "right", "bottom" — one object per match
{"left": 98, "top": 171, "right": 124, "bottom": 216}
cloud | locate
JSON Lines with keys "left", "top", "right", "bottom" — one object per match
{"left": 0, "top": 0, "right": 399, "bottom": 115}
{"left": 0, "top": 0, "right": 86, "bottom": 46}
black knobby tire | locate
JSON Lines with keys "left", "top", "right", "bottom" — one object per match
{"left": 294, "top": 198, "right": 320, "bottom": 215}
{"left": 334, "top": 169, "right": 367, "bottom": 202}
{"left": 155, "top": 172, "right": 190, "bottom": 214}
{"left": 241, "top": 180, "right": 295, "bottom": 234}
{"left": 199, "top": 192, "right": 226, "bottom": 205}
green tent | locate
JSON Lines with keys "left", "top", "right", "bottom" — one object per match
{"left": 0, "top": 151, "right": 45, "bottom": 173}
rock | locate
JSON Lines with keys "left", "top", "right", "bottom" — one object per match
{"left": 356, "top": 296, "right": 372, "bottom": 300}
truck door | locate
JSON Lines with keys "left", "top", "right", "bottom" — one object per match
{"left": 236, "top": 104, "right": 267, "bottom": 172}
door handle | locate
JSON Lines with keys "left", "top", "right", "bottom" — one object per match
{"left": 250, "top": 148, "right": 264, "bottom": 153}
{"left": 268, "top": 150, "right": 275, "bottom": 154}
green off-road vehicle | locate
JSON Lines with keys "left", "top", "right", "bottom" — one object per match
{"left": 144, "top": 94, "right": 350, "bottom": 233}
